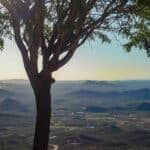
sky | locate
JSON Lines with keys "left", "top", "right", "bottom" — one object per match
{"left": 0, "top": 37, "right": 150, "bottom": 81}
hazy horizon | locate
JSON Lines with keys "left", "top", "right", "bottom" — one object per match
{"left": 0, "top": 36, "right": 150, "bottom": 81}
{"left": 1, "top": 78, "right": 150, "bottom": 82}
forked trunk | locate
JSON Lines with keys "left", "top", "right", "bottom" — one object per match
{"left": 33, "top": 80, "right": 52, "bottom": 150}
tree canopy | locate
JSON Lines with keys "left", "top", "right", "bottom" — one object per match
{"left": 0, "top": 0, "right": 149, "bottom": 80}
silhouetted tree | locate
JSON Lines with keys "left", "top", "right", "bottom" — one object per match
{"left": 0, "top": 0, "right": 149, "bottom": 150}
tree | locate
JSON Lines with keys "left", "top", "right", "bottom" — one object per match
{"left": 122, "top": 0, "right": 150, "bottom": 54}
{"left": 0, "top": 0, "right": 149, "bottom": 150}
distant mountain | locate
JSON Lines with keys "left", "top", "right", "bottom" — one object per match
{"left": 86, "top": 106, "right": 107, "bottom": 113}
{"left": 1, "top": 79, "right": 150, "bottom": 107}
{"left": 85, "top": 102, "right": 150, "bottom": 113}
{"left": 1, "top": 79, "right": 29, "bottom": 84}
{"left": 68, "top": 90, "right": 103, "bottom": 98}
{"left": 85, "top": 106, "right": 128, "bottom": 113}
{"left": 0, "top": 89, "right": 13, "bottom": 97}
{"left": 124, "top": 88, "right": 150, "bottom": 100}
{"left": 67, "top": 88, "right": 150, "bottom": 101}
{"left": 83, "top": 80, "right": 114, "bottom": 86}
{"left": 136, "top": 103, "right": 150, "bottom": 111}
{"left": 0, "top": 98, "right": 29, "bottom": 113}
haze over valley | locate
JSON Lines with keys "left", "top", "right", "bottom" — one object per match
{"left": 1, "top": 80, "right": 150, "bottom": 149}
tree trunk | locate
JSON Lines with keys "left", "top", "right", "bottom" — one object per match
{"left": 33, "top": 80, "right": 52, "bottom": 150}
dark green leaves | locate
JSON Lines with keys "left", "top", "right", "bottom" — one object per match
{"left": 96, "top": 32, "right": 111, "bottom": 43}
{"left": 0, "top": 38, "right": 4, "bottom": 51}
{"left": 123, "top": 17, "right": 150, "bottom": 55}
{"left": 0, "top": 0, "right": 149, "bottom": 55}
{"left": 0, "top": 8, "right": 12, "bottom": 50}
{"left": 123, "top": 24, "right": 150, "bottom": 55}
{"left": 89, "top": 31, "right": 111, "bottom": 44}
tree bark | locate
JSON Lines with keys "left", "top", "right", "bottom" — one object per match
{"left": 33, "top": 79, "right": 52, "bottom": 150}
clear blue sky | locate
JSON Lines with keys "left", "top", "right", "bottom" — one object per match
{"left": 0, "top": 37, "right": 150, "bottom": 81}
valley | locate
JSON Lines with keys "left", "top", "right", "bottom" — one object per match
{"left": 1, "top": 80, "right": 150, "bottom": 149}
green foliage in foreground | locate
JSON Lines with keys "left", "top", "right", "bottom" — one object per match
{"left": 0, "top": 0, "right": 149, "bottom": 56}
{"left": 123, "top": 0, "right": 150, "bottom": 55}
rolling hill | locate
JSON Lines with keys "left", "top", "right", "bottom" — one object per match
{"left": 0, "top": 98, "right": 29, "bottom": 113}
{"left": 67, "top": 88, "right": 150, "bottom": 101}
